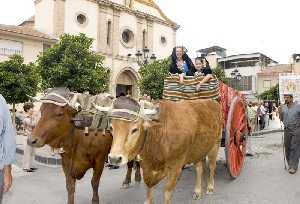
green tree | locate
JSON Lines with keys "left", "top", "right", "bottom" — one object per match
{"left": 212, "top": 65, "right": 229, "bottom": 84}
{"left": 138, "top": 58, "right": 170, "bottom": 99}
{"left": 259, "top": 84, "right": 279, "bottom": 102}
{"left": 37, "top": 33, "right": 109, "bottom": 94}
{"left": 0, "top": 54, "right": 39, "bottom": 123}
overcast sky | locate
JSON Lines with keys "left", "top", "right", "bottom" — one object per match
{"left": 1, "top": 0, "right": 299, "bottom": 63}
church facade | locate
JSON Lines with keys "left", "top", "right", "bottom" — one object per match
{"left": 33, "top": 0, "right": 178, "bottom": 97}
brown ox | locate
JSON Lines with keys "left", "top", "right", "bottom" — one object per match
{"left": 108, "top": 97, "right": 222, "bottom": 204}
{"left": 27, "top": 92, "right": 141, "bottom": 204}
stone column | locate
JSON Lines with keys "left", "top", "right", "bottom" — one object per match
{"left": 97, "top": 6, "right": 108, "bottom": 54}
{"left": 136, "top": 17, "right": 144, "bottom": 51}
{"left": 112, "top": 9, "right": 120, "bottom": 57}
{"left": 146, "top": 20, "right": 154, "bottom": 52}
{"left": 53, "top": 0, "right": 65, "bottom": 37}
{"left": 172, "top": 28, "right": 177, "bottom": 48}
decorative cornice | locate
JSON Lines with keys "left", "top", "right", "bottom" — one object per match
{"left": 96, "top": 0, "right": 179, "bottom": 30}
{"left": 34, "top": 0, "right": 42, "bottom": 5}
{"left": 134, "top": 0, "right": 174, "bottom": 23}
{"left": 33, "top": 0, "right": 179, "bottom": 29}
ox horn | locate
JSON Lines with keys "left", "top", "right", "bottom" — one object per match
{"left": 140, "top": 100, "right": 157, "bottom": 119}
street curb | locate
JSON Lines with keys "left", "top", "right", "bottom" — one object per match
{"left": 16, "top": 147, "right": 62, "bottom": 166}
{"left": 251, "top": 129, "right": 283, "bottom": 136}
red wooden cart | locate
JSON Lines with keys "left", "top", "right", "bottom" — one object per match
{"left": 219, "top": 82, "right": 248, "bottom": 178}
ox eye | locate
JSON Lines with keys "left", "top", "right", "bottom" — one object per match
{"left": 131, "top": 128, "right": 138, "bottom": 135}
{"left": 56, "top": 112, "right": 64, "bottom": 117}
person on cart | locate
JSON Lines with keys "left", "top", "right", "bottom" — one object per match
{"left": 169, "top": 46, "right": 196, "bottom": 83}
{"left": 280, "top": 93, "right": 300, "bottom": 174}
{"left": 194, "top": 57, "right": 214, "bottom": 91}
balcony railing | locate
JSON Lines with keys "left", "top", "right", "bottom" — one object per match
{"left": 0, "top": 47, "right": 22, "bottom": 56}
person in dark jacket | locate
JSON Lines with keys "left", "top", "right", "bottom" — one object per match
{"left": 169, "top": 46, "right": 196, "bottom": 83}
{"left": 194, "top": 57, "right": 214, "bottom": 90}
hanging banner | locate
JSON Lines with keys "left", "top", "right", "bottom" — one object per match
{"left": 279, "top": 73, "right": 300, "bottom": 104}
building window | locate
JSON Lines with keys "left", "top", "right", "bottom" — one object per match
{"left": 77, "top": 14, "right": 86, "bottom": 24}
{"left": 160, "top": 36, "right": 167, "bottom": 46}
{"left": 120, "top": 28, "right": 134, "bottom": 48}
{"left": 107, "top": 21, "right": 112, "bottom": 46}
{"left": 43, "top": 44, "right": 51, "bottom": 52}
{"left": 142, "top": 30, "right": 147, "bottom": 48}
{"left": 228, "top": 76, "right": 252, "bottom": 91}
{"left": 0, "top": 39, "right": 22, "bottom": 56}
{"left": 75, "top": 12, "right": 88, "bottom": 27}
{"left": 263, "top": 80, "right": 271, "bottom": 89}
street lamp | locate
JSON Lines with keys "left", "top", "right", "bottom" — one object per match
{"left": 231, "top": 69, "right": 242, "bottom": 90}
{"left": 134, "top": 46, "right": 157, "bottom": 66}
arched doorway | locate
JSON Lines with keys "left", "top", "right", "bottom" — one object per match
{"left": 116, "top": 68, "right": 139, "bottom": 98}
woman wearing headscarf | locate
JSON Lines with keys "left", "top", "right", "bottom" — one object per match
{"left": 169, "top": 46, "right": 196, "bottom": 83}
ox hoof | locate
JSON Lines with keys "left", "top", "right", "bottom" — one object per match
{"left": 135, "top": 174, "right": 142, "bottom": 183}
{"left": 92, "top": 198, "right": 99, "bottom": 204}
{"left": 206, "top": 189, "right": 214, "bottom": 195}
{"left": 192, "top": 192, "right": 202, "bottom": 200}
{"left": 122, "top": 183, "right": 131, "bottom": 189}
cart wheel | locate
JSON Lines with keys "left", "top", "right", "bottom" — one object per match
{"left": 225, "top": 96, "right": 247, "bottom": 178}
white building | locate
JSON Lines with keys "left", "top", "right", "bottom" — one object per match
{"left": 0, "top": 0, "right": 178, "bottom": 98}
{"left": 33, "top": 0, "right": 178, "bottom": 97}
{"left": 217, "top": 53, "right": 277, "bottom": 97}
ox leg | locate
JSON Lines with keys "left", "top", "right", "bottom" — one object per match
{"left": 193, "top": 160, "right": 204, "bottom": 200}
{"left": 144, "top": 187, "right": 154, "bottom": 204}
{"left": 134, "top": 161, "right": 142, "bottom": 183}
{"left": 66, "top": 175, "right": 76, "bottom": 204}
{"left": 122, "top": 161, "right": 133, "bottom": 188}
{"left": 91, "top": 163, "right": 104, "bottom": 204}
{"left": 206, "top": 145, "right": 219, "bottom": 194}
{"left": 164, "top": 168, "right": 182, "bottom": 204}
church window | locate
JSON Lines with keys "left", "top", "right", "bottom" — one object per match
{"left": 160, "top": 36, "right": 167, "bottom": 46}
{"left": 76, "top": 14, "right": 87, "bottom": 25}
{"left": 107, "top": 21, "right": 112, "bottom": 46}
{"left": 121, "top": 28, "right": 134, "bottom": 48}
{"left": 142, "top": 30, "right": 147, "bottom": 48}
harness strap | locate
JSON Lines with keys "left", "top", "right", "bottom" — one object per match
{"left": 139, "top": 129, "right": 149, "bottom": 154}
{"left": 110, "top": 109, "right": 140, "bottom": 117}
{"left": 44, "top": 93, "right": 70, "bottom": 105}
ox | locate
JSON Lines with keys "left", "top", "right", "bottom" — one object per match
{"left": 28, "top": 89, "right": 141, "bottom": 204}
{"left": 108, "top": 96, "right": 222, "bottom": 204}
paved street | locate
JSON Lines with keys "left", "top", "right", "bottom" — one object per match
{"left": 4, "top": 131, "right": 300, "bottom": 204}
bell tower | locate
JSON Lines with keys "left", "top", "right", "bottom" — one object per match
{"left": 34, "top": 0, "right": 65, "bottom": 37}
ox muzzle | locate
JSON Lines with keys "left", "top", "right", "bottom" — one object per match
{"left": 108, "top": 154, "right": 127, "bottom": 166}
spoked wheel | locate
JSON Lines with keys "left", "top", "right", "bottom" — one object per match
{"left": 225, "top": 96, "right": 248, "bottom": 179}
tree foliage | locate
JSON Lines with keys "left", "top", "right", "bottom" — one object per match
{"left": 259, "top": 84, "right": 279, "bottom": 102}
{"left": 37, "top": 33, "right": 109, "bottom": 94}
{"left": 0, "top": 55, "right": 39, "bottom": 104}
{"left": 212, "top": 65, "right": 229, "bottom": 84}
{"left": 138, "top": 58, "right": 170, "bottom": 99}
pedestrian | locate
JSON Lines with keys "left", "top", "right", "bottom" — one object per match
{"left": 22, "top": 102, "right": 38, "bottom": 172}
{"left": 257, "top": 103, "right": 267, "bottom": 130}
{"left": 246, "top": 101, "right": 256, "bottom": 156}
{"left": 0, "top": 94, "right": 16, "bottom": 203}
{"left": 280, "top": 94, "right": 300, "bottom": 174}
